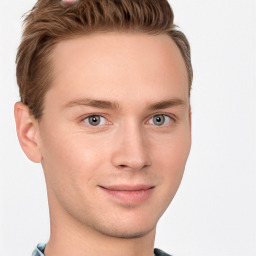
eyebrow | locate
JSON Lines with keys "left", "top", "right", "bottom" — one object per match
{"left": 64, "top": 98, "right": 120, "bottom": 109}
{"left": 148, "top": 98, "right": 185, "bottom": 110}
{"left": 63, "top": 97, "right": 185, "bottom": 111}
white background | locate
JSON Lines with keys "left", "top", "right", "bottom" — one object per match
{"left": 0, "top": 0, "right": 255, "bottom": 255}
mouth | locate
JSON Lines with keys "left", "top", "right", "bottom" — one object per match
{"left": 98, "top": 184, "right": 155, "bottom": 205}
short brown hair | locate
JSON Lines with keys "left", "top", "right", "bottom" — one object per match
{"left": 16, "top": 0, "right": 193, "bottom": 120}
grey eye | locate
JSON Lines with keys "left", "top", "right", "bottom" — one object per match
{"left": 148, "top": 114, "right": 172, "bottom": 126}
{"left": 153, "top": 115, "right": 166, "bottom": 126}
{"left": 83, "top": 115, "right": 110, "bottom": 127}
{"left": 88, "top": 115, "right": 101, "bottom": 126}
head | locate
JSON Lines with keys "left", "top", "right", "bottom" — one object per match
{"left": 15, "top": 0, "right": 193, "bottom": 240}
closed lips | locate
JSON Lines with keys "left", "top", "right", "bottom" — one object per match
{"left": 99, "top": 185, "right": 155, "bottom": 191}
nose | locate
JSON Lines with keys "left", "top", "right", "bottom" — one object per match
{"left": 110, "top": 122, "right": 152, "bottom": 171}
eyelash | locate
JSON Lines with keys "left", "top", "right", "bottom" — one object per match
{"left": 81, "top": 113, "right": 176, "bottom": 128}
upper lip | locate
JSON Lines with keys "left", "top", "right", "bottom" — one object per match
{"left": 99, "top": 184, "right": 155, "bottom": 191}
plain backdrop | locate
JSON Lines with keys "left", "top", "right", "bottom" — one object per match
{"left": 0, "top": 0, "right": 255, "bottom": 255}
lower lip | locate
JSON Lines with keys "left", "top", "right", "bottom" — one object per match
{"left": 99, "top": 187, "right": 154, "bottom": 205}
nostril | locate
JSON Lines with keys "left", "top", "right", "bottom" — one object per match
{"left": 61, "top": 0, "right": 79, "bottom": 7}
{"left": 119, "top": 165, "right": 128, "bottom": 168}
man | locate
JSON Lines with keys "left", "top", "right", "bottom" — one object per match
{"left": 14, "top": 0, "right": 193, "bottom": 255}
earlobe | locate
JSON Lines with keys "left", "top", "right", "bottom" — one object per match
{"left": 14, "top": 102, "right": 42, "bottom": 163}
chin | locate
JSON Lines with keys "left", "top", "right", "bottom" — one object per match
{"left": 80, "top": 207, "right": 158, "bottom": 240}
{"left": 92, "top": 221, "right": 156, "bottom": 239}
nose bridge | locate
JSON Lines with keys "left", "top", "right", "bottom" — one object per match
{"left": 111, "top": 119, "right": 151, "bottom": 171}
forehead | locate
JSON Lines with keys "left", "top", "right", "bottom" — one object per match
{"left": 48, "top": 32, "right": 189, "bottom": 107}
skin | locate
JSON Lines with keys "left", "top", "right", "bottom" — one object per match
{"left": 14, "top": 32, "right": 191, "bottom": 256}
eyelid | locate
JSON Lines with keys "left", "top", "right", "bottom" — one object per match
{"left": 147, "top": 112, "right": 176, "bottom": 120}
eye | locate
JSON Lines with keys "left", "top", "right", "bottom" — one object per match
{"left": 148, "top": 114, "right": 172, "bottom": 126}
{"left": 83, "top": 115, "right": 108, "bottom": 127}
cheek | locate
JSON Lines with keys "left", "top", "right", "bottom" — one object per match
{"left": 152, "top": 128, "right": 191, "bottom": 186}
{"left": 39, "top": 127, "right": 112, "bottom": 214}
{"left": 153, "top": 134, "right": 190, "bottom": 211}
{"left": 39, "top": 124, "right": 109, "bottom": 190}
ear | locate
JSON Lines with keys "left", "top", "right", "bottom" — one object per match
{"left": 14, "top": 102, "right": 42, "bottom": 163}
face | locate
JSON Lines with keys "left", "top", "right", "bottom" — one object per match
{"left": 37, "top": 32, "right": 191, "bottom": 239}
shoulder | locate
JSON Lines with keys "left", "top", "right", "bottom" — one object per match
{"left": 154, "top": 248, "right": 172, "bottom": 256}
